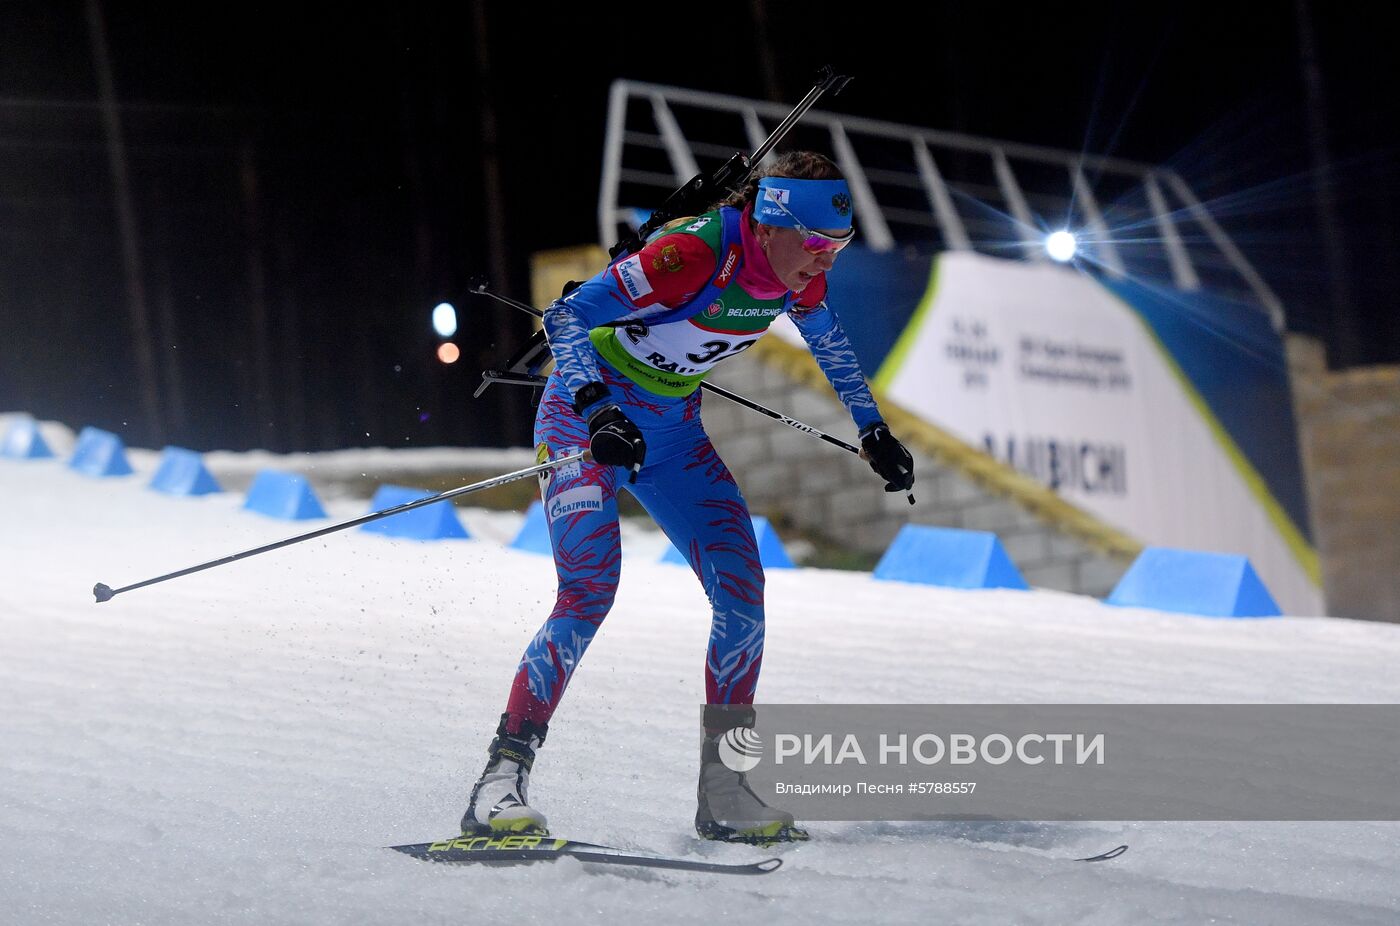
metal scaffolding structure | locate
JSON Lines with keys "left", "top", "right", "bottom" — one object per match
{"left": 598, "top": 80, "right": 1286, "bottom": 332}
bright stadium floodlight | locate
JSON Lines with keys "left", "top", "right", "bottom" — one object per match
{"left": 432, "top": 302, "right": 458, "bottom": 338}
{"left": 1045, "top": 230, "right": 1078, "bottom": 263}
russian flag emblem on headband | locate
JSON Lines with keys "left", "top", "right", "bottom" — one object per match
{"left": 755, "top": 177, "right": 853, "bottom": 231}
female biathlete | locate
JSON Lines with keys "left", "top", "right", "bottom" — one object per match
{"left": 462, "top": 151, "right": 915, "bottom": 845}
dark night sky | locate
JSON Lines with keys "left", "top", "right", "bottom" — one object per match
{"left": 2, "top": 1, "right": 1396, "bottom": 452}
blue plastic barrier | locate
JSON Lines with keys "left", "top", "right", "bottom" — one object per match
{"left": 660, "top": 515, "right": 796, "bottom": 569}
{"left": 358, "top": 484, "right": 469, "bottom": 541}
{"left": 148, "top": 446, "right": 222, "bottom": 496}
{"left": 243, "top": 470, "right": 327, "bottom": 520}
{"left": 509, "top": 500, "right": 551, "bottom": 555}
{"left": 1106, "top": 546, "right": 1281, "bottom": 618}
{"left": 68, "top": 426, "right": 133, "bottom": 477}
{"left": 873, "top": 525, "right": 1029, "bottom": 590}
{"left": 1, "top": 416, "right": 54, "bottom": 459}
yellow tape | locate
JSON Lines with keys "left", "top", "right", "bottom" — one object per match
{"left": 873, "top": 256, "right": 941, "bottom": 392}
{"left": 1099, "top": 289, "right": 1321, "bottom": 586}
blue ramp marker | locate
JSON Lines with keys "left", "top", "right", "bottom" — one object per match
{"left": 660, "top": 516, "right": 796, "bottom": 569}
{"left": 243, "top": 470, "right": 326, "bottom": 520}
{"left": 149, "top": 447, "right": 222, "bottom": 496}
{"left": 68, "top": 426, "right": 133, "bottom": 477}
{"left": 359, "top": 484, "right": 470, "bottom": 541}
{"left": 752, "top": 516, "right": 796, "bottom": 569}
{"left": 509, "top": 500, "right": 551, "bottom": 555}
{"left": 1106, "top": 547, "right": 1281, "bottom": 618}
{"left": 873, "top": 525, "right": 1029, "bottom": 590}
{"left": 1, "top": 416, "right": 54, "bottom": 459}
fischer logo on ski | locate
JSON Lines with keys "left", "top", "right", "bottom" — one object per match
{"left": 426, "top": 834, "right": 564, "bottom": 853}
{"left": 390, "top": 835, "right": 784, "bottom": 875}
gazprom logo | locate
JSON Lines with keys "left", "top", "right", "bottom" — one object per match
{"left": 548, "top": 486, "right": 603, "bottom": 522}
{"left": 613, "top": 254, "right": 653, "bottom": 303}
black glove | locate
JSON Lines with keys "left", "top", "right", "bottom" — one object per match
{"left": 860, "top": 422, "right": 914, "bottom": 492}
{"left": 586, "top": 404, "right": 646, "bottom": 481}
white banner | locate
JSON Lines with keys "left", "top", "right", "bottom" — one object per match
{"left": 791, "top": 251, "right": 1320, "bottom": 615}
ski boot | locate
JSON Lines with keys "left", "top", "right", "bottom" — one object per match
{"left": 461, "top": 714, "right": 549, "bottom": 836}
{"left": 695, "top": 704, "right": 810, "bottom": 846}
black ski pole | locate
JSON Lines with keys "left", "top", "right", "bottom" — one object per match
{"left": 93, "top": 451, "right": 588, "bottom": 603}
{"left": 697, "top": 378, "right": 859, "bottom": 454}
{"left": 469, "top": 283, "right": 914, "bottom": 504}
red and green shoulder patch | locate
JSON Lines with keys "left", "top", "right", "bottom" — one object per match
{"left": 669, "top": 211, "right": 725, "bottom": 254}
{"left": 611, "top": 232, "right": 717, "bottom": 308}
{"left": 651, "top": 242, "right": 686, "bottom": 274}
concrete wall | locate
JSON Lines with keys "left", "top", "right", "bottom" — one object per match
{"left": 1289, "top": 336, "right": 1400, "bottom": 622}
{"left": 702, "top": 340, "right": 1138, "bottom": 598}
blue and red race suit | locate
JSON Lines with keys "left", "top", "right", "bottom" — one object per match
{"left": 502, "top": 203, "right": 886, "bottom": 730}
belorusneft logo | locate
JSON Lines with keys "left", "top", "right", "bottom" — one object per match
{"left": 717, "top": 727, "right": 764, "bottom": 772}
{"left": 769, "top": 732, "right": 1105, "bottom": 766}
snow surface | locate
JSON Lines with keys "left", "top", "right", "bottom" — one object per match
{"left": 3, "top": 447, "right": 1400, "bottom": 925}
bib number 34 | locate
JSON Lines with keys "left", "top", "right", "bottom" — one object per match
{"left": 686, "top": 338, "right": 759, "bottom": 364}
